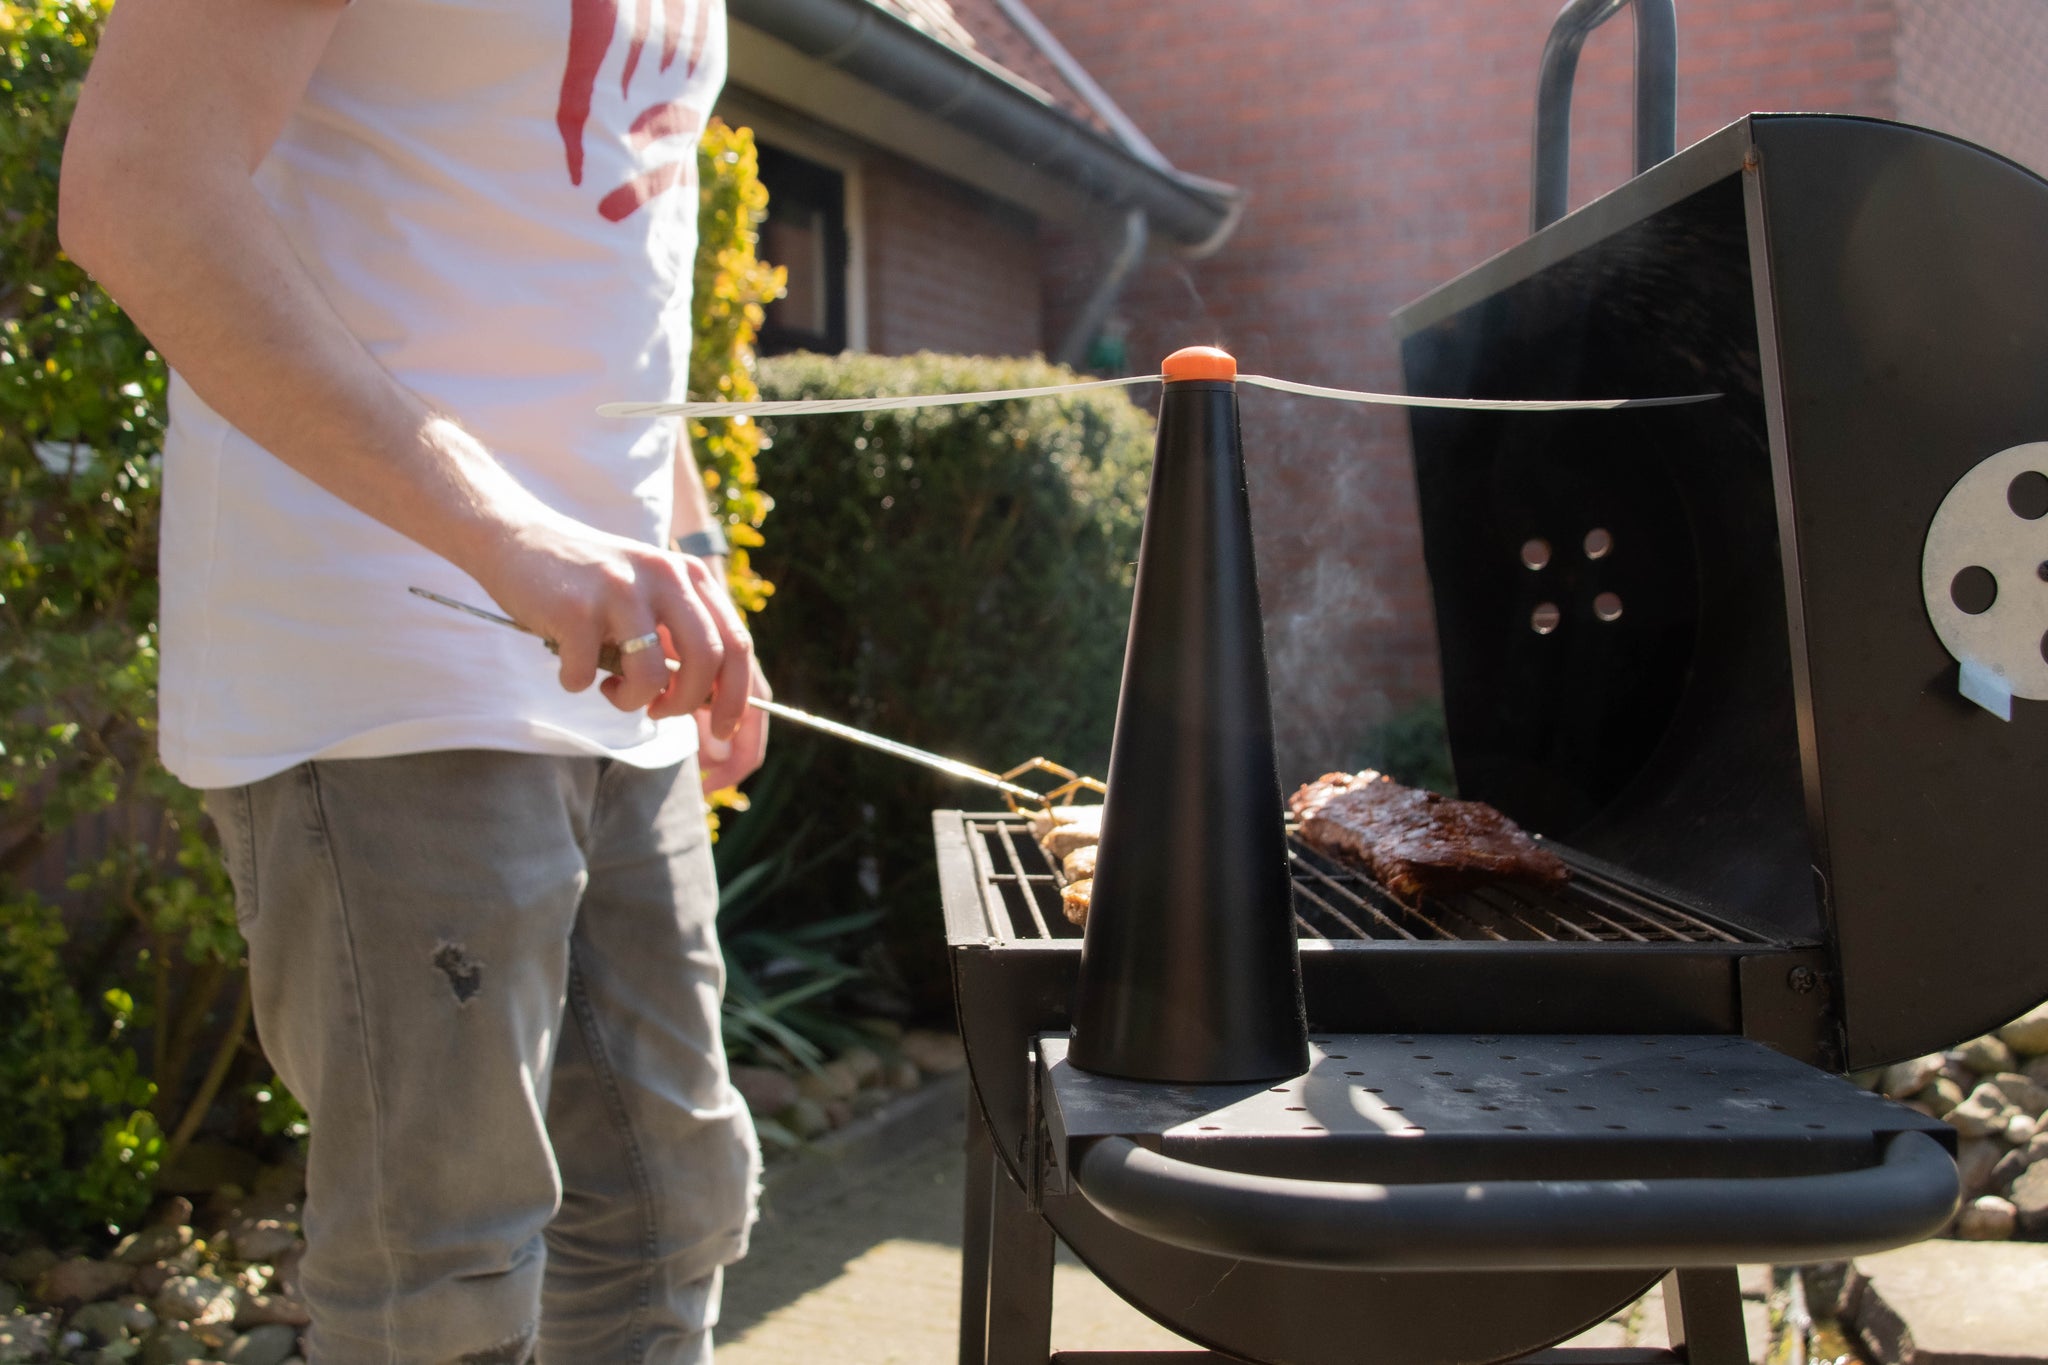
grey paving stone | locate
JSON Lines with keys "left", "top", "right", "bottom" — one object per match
{"left": 1842, "top": 1241, "right": 2048, "bottom": 1365}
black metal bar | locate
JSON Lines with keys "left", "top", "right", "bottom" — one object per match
{"left": 1418, "top": 893, "right": 1512, "bottom": 942}
{"left": 1518, "top": 1352, "right": 1683, "bottom": 1365}
{"left": 1293, "top": 876, "right": 1404, "bottom": 941}
{"left": 1287, "top": 845, "right": 1419, "bottom": 939}
{"left": 1662, "top": 1268, "right": 1748, "bottom": 1365}
{"left": 966, "top": 821, "right": 1022, "bottom": 941}
{"left": 1572, "top": 870, "right": 1744, "bottom": 944}
{"left": 986, "top": 1146, "right": 1056, "bottom": 1365}
{"left": 969, "top": 813, "right": 1768, "bottom": 948}
{"left": 1071, "top": 1129, "right": 1958, "bottom": 1271}
{"left": 992, "top": 822, "right": 1056, "bottom": 940}
{"left": 960, "top": 1098, "right": 997, "bottom": 1365}
{"left": 1531, "top": 0, "right": 1678, "bottom": 230}
{"left": 1468, "top": 885, "right": 1574, "bottom": 942}
{"left": 1050, "top": 1355, "right": 1239, "bottom": 1363}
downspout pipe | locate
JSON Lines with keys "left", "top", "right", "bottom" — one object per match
{"left": 729, "top": 0, "right": 1241, "bottom": 250}
{"left": 1054, "top": 208, "right": 1147, "bottom": 369}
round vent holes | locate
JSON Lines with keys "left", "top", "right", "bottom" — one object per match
{"left": 1952, "top": 565, "right": 1998, "bottom": 616}
{"left": 1532, "top": 603, "right": 1561, "bottom": 635}
{"left": 1584, "top": 527, "right": 1614, "bottom": 560}
{"left": 1521, "top": 538, "right": 1553, "bottom": 570}
{"left": 1594, "top": 592, "right": 1624, "bottom": 623}
{"left": 2011, "top": 470, "right": 2048, "bottom": 520}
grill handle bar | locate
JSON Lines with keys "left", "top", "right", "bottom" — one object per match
{"left": 1531, "top": 0, "right": 1677, "bottom": 231}
{"left": 1072, "top": 1129, "right": 1957, "bottom": 1272}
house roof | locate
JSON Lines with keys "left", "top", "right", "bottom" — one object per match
{"left": 728, "top": 0, "right": 1241, "bottom": 249}
{"left": 868, "top": 0, "right": 1114, "bottom": 137}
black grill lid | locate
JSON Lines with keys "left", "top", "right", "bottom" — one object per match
{"left": 1395, "top": 115, "right": 2048, "bottom": 1070}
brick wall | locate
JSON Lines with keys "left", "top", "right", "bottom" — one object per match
{"left": 1895, "top": 0, "right": 2048, "bottom": 176}
{"left": 860, "top": 154, "right": 1045, "bottom": 358}
{"left": 1030, "top": 0, "right": 1906, "bottom": 782}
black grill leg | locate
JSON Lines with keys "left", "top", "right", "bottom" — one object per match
{"left": 961, "top": 1098, "right": 996, "bottom": 1365}
{"left": 985, "top": 1126, "right": 1055, "bottom": 1365}
{"left": 1662, "top": 1268, "right": 1747, "bottom": 1365}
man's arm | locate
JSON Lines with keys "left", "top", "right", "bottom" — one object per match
{"left": 59, "top": 0, "right": 747, "bottom": 730}
{"left": 671, "top": 436, "right": 772, "bottom": 789}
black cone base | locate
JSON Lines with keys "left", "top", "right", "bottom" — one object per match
{"left": 1067, "top": 371, "right": 1309, "bottom": 1084}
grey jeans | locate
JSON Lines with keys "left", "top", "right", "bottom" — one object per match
{"left": 206, "top": 751, "right": 760, "bottom": 1365}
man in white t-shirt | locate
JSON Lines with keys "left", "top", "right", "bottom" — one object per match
{"left": 61, "top": 1, "right": 764, "bottom": 1360}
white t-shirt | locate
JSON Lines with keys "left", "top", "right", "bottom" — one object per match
{"left": 157, "top": 0, "right": 727, "bottom": 789}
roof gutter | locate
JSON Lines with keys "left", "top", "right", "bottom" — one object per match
{"left": 727, "top": 0, "right": 1243, "bottom": 252}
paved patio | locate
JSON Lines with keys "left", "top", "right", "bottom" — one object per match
{"left": 716, "top": 1080, "right": 1761, "bottom": 1364}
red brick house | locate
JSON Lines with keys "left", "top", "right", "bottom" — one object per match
{"left": 722, "top": 0, "right": 2048, "bottom": 780}
{"left": 719, "top": 0, "right": 1241, "bottom": 358}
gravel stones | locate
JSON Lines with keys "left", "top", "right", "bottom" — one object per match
{"left": 1955, "top": 1033, "right": 2018, "bottom": 1076}
{"left": 64, "top": 1298, "right": 156, "bottom": 1344}
{"left": 1863, "top": 1005, "right": 2048, "bottom": 1242}
{"left": 113, "top": 1224, "right": 194, "bottom": 1266}
{"left": 223, "top": 1219, "right": 297, "bottom": 1266}
{"left": 233, "top": 1292, "right": 310, "bottom": 1329}
{"left": 153, "top": 1274, "right": 238, "bottom": 1328}
{"left": 1955, "top": 1196, "right": 2018, "bottom": 1240}
{"left": 2013, "top": 1165, "right": 2048, "bottom": 1238}
{"left": 729, "top": 1065, "right": 799, "bottom": 1116}
{"left": 1999, "top": 1003, "right": 2048, "bottom": 1057}
{"left": 1, "top": 1252, "right": 57, "bottom": 1289}
{"left": 37, "top": 1257, "right": 134, "bottom": 1307}
{"left": 0, "top": 1311, "right": 57, "bottom": 1363}
{"left": 223, "top": 1322, "right": 299, "bottom": 1365}
{"left": 1956, "top": 1137, "right": 2003, "bottom": 1197}
{"left": 900, "top": 1029, "right": 965, "bottom": 1075}
{"left": 1948, "top": 1082, "right": 2017, "bottom": 1138}
{"left": 1993, "top": 1072, "right": 2048, "bottom": 1116}
{"left": 1884, "top": 1054, "right": 1946, "bottom": 1100}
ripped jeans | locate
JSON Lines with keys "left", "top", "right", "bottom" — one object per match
{"left": 206, "top": 751, "right": 761, "bottom": 1365}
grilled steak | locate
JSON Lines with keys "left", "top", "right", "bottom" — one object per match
{"left": 1288, "top": 771, "right": 1569, "bottom": 901}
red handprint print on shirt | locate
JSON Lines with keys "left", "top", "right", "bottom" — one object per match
{"left": 557, "top": 0, "right": 718, "bottom": 221}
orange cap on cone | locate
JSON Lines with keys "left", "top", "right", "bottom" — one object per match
{"left": 1161, "top": 345, "right": 1237, "bottom": 382}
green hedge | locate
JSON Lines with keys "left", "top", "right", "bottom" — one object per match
{"left": 748, "top": 352, "right": 1154, "bottom": 1005}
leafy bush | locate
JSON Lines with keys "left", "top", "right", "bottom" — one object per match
{"left": 0, "top": 0, "right": 785, "bottom": 1246}
{"left": 748, "top": 352, "right": 1155, "bottom": 1006}
{"left": 691, "top": 120, "right": 785, "bottom": 617}
{"left": 1356, "top": 697, "right": 1455, "bottom": 795}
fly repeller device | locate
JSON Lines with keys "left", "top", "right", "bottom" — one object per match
{"left": 1067, "top": 346, "right": 1309, "bottom": 1084}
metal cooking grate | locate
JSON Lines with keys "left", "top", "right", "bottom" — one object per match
{"left": 962, "top": 815, "right": 1764, "bottom": 945}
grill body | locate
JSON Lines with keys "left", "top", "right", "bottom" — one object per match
{"left": 935, "top": 113, "right": 2048, "bottom": 1365}
{"left": 1395, "top": 114, "right": 2048, "bottom": 1070}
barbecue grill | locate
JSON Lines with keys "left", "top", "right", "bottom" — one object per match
{"left": 930, "top": 8, "right": 2048, "bottom": 1363}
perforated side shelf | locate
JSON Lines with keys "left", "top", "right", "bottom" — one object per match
{"left": 1038, "top": 1033, "right": 1953, "bottom": 1194}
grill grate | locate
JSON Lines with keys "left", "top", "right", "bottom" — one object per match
{"left": 962, "top": 815, "right": 1764, "bottom": 945}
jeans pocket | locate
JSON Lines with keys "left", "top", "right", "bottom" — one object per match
{"left": 203, "top": 785, "right": 261, "bottom": 929}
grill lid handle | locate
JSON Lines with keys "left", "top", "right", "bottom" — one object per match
{"left": 1531, "top": 0, "right": 1677, "bottom": 231}
{"left": 1073, "top": 1129, "right": 1957, "bottom": 1272}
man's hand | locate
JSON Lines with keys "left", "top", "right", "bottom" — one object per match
{"left": 476, "top": 511, "right": 753, "bottom": 731}
{"left": 697, "top": 655, "right": 772, "bottom": 792}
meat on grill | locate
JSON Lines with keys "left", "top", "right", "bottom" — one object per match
{"left": 1029, "top": 806, "right": 1104, "bottom": 927}
{"left": 1287, "top": 771, "right": 1569, "bottom": 902}
{"left": 1030, "top": 804, "right": 1102, "bottom": 861}
{"left": 1061, "top": 877, "right": 1093, "bottom": 927}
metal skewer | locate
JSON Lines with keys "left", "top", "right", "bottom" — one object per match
{"left": 408, "top": 587, "right": 1046, "bottom": 803}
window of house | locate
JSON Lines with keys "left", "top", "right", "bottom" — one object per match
{"left": 756, "top": 145, "right": 848, "bottom": 355}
